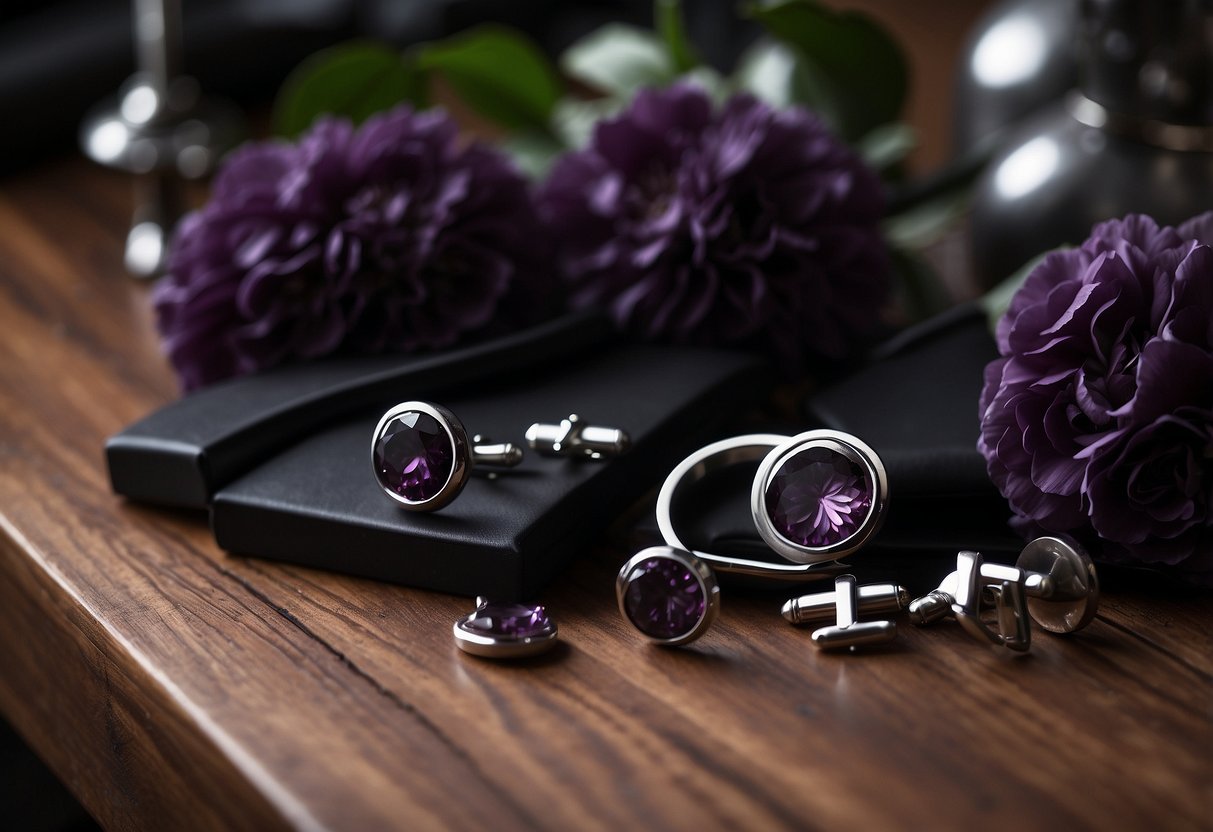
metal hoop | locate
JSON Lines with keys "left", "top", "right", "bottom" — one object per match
{"left": 655, "top": 431, "right": 887, "bottom": 581}
{"left": 750, "top": 431, "right": 889, "bottom": 564}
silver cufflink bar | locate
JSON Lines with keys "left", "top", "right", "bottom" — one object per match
{"left": 793, "top": 575, "right": 901, "bottom": 652}
{"left": 525, "top": 414, "right": 630, "bottom": 459}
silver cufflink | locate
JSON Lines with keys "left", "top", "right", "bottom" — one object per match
{"left": 791, "top": 575, "right": 900, "bottom": 651}
{"left": 908, "top": 536, "right": 1100, "bottom": 652}
{"left": 782, "top": 580, "right": 910, "bottom": 624}
{"left": 453, "top": 597, "right": 559, "bottom": 659}
{"left": 525, "top": 414, "right": 630, "bottom": 459}
{"left": 371, "top": 401, "right": 523, "bottom": 512}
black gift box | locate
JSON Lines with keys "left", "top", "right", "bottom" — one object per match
{"left": 211, "top": 345, "right": 771, "bottom": 598}
{"left": 107, "top": 313, "right": 613, "bottom": 509}
{"left": 106, "top": 313, "right": 771, "bottom": 597}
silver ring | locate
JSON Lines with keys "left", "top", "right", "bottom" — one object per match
{"left": 371, "top": 400, "right": 522, "bottom": 512}
{"left": 656, "top": 431, "right": 888, "bottom": 580}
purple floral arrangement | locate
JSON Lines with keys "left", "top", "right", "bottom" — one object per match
{"left": 537, "top": 83, "right": 889, "bottom": 373}
{"left": 979, "top": 213, "right": 1213, "bottom": 582}
{"left": 154, "top": 106, "right": 552, "bottom": 390}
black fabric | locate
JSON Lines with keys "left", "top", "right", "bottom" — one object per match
{"left": 106, "top": 313, "right": 613, "bottom": 508}
{"left": 808, "top": 303, "right": 1019, "bottom": 555}
{"left": 212, "top": 345, "right": 772, "bottom": 598}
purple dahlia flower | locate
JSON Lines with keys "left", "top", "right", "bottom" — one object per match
{"left": 536, "top": 83, "right": 889, "bottom": 372}
{"left": 155, "top": 105, "right": 552, "bottom": 390}
{"left": 979, "top": 213, "right": 1213, "bottom": 581}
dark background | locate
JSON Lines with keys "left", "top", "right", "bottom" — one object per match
{"left": 0, "top": 0, "right": 989, "bottom": 175}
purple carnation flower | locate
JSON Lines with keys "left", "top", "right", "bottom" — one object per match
{"left": 536, "top": 83, "right": 889, "bottom": 372}
{"left": 155, "top": 105, "right": 552, "bottom": 390}
{"left": 979, "top": 213, "right": 1213, "bottom": 582}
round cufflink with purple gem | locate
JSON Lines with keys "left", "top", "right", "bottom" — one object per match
{"left": 371, "top": 401, "right": 523, "bottom": 512}
{"left": 751, "top": 431, "right": 888, "bottom": 565}
{"left": 453, "top": 598, "right": 559, "bottom": 659}
{"left": 616, "top": 546, "right": 720, "bottom": 646}
{"left": 656, "top": 431, "right": 887, "bottom": 581}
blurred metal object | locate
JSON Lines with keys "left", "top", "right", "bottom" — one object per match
{"left": 80, "top": 0, "right": 242, "bottom": 279}
{"left": 966, "top": 0, "right": 1213, "bottom": 288}
{"left": 952, "top": 0, "right": 1079, "bottom": 154}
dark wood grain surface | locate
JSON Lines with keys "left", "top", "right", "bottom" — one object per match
{"left": 1, "top": 159, "right": 1211, "bottom": 831}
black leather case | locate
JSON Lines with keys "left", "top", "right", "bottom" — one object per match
{"left": 210, "top": 345, "right": 771, "bottom": 598}
{"left": 106, "top": 313, "right": 613, "bottom": 509}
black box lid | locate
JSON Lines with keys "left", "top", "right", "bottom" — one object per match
{"left": 211, "top": 345, "right": 772, "bottom": 598}
{"left": 107, "top": 313, "right": 613, "bottom": 508}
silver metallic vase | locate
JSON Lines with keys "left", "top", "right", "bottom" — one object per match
{"left": 966, "top": 0, "right": 1213, "bottom": 287}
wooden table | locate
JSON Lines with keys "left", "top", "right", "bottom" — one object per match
{"left": 1, "top": 159, "right": 1210, "bottom": 831}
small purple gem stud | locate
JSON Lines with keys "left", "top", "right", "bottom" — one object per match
{"left": 616, "top": 546, "right": 720, "bottom": 646}
{"left": 454, "top": 598, "right": 558, "bottom": 658}
{"left": 751, "top": 431, "right": 888, "bottom": 565}
{"left": 371, "top": 400, "right": 523, "bottom": 512}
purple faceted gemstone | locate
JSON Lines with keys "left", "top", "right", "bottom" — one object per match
{"left": 462, "top": 602, "right": 555, "bottom": 639}
{"left": 623, "top": 557, "right": 706, "bottom": 639}
{"left": 765, "top": 445, "right": 873, "bottom": 548}
{"left": 373, "top": 411, "right": 454, "bottom": 502}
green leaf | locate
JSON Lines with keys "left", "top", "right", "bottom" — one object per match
{"left": 273, "top": 41, "right": 426, "bottom": 137}
{"left": 416, "top": 26, "right": 561, "bottom": 132}
{"left": 744, "top": 0, "right": 909, "bottom": 141}
{"left": 856, "top": 122, "right": 916, "bottom": 172}
{"left": 560, "top": 23, "right": 676, "bottom": 97}
{"left": 656, "top": 0, "right": 700, "bottom": 72}
{"left": 499, "top": 131, "right": 566, "bottom": 179}
{"left": 883, "top": 185, "right": 971, "bottom": 250}
{"left": 978, "top": 249, "right": 1059, "bottom": 332}
{"left": 731, "top": 39, "right": 841, "bottom": 129}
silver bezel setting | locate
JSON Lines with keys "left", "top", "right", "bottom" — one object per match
{"left": 371, "top": 400, "right": 470, "bottom": 512}
{"left": 452, "top": 601, "right": 559, "bottom": 659}
{"left": 616, "top": 546, "right": 720, "bottom": 646}
{"left": 750, "top": 430, "right": 889, "bottom": 565}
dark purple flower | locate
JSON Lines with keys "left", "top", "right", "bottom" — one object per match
{"left": 155, "top": 106, "right": 553, "bottom": 390}
{"left": 536, "top": 83, "right": 889, "bottom": 372}
{"left": 979, "top": 213, "right": 1213, "bottom": 582}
